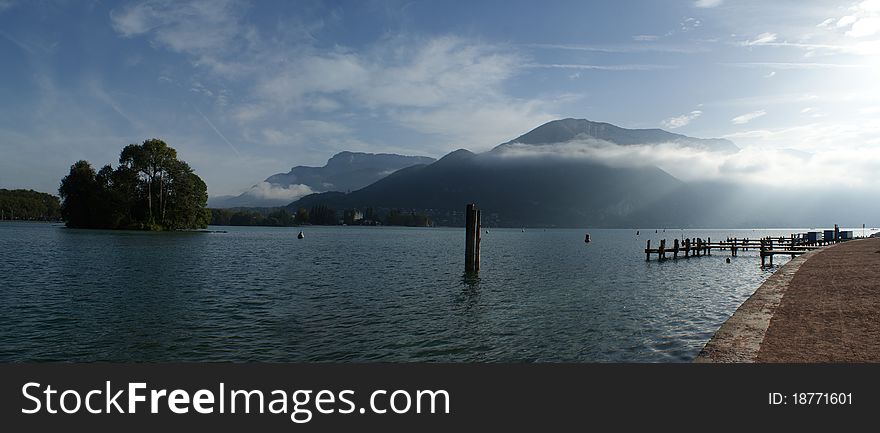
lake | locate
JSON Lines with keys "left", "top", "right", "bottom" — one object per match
{"left": 1, "top": 222, "right": 862, "bottom": 362}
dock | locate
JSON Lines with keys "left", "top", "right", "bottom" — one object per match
{"left": 644, "top": 231, "right": 845, "bottom": 267}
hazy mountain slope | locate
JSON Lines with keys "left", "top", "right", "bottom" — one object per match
{"left": 209, "top": 151, "right": 435, "bottom": 208}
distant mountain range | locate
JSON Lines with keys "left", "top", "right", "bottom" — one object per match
{"left": 213, "top": 118, "right": 876, "bottom": 227}
{"left": 286, "top": 118, "right": 741, "bottom": 227}
{"left": 208, "top": 151, "right": 435, "bottom": 208}
{"left": 497, "top": 118, "right": 739, "bottom": 153}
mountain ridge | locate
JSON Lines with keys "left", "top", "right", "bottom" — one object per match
{"left": 209, "top": 151, "right": 435, "bottom": 208}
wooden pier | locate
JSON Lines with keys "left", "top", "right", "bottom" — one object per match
{"left": 644, "top": 233, "right": 843, "bottom": 267}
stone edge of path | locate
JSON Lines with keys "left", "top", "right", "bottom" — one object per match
{"left": 693, "top": 245, "right": 833, "bottom": 363}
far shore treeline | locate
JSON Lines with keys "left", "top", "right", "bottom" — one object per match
{"left": 0, "top": 189, "right": 61, "bottom": 221}
{"left": 59, "top": 139, "right": 210, "bottom": 230}
{"left": 209, "top": 206, "right": 433, "bottom": 227}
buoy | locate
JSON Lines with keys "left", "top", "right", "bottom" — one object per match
{"left": 585, "top": 233, "right": 591, "bottom": 243}
{"left": 297, "top": 231, "right": 304, "bottom": 239}
{"left": 636, "top": 230, "right": 639, "bottom": 235}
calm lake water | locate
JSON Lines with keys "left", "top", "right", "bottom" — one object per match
{"left": 2, "top": 222, "right": 866, "bottom": 362}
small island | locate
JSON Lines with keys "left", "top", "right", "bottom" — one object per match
{"left": 59, "top": 139, "right": 210, "bottom": 230}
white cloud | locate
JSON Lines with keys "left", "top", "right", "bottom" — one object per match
{"left": 110, "top": 0, "right": 247, "bottom": 53}
{"left": 817, "top": 1, "right": 880, "bottom": 38}
{"left": 662, "top": 110, "right": 702, "bottom": 129}
{"left": 837, "top": 16, "right": 859, "bottom": 28}
{"left": 817, "top": 18, "right": 835, "bottom": 28}
{"left": 525, "top": 42, "right": 708, "bottom": 54}
{"left": 764, "top": 71, "right": 776, "bottom": 78}
{"left": 722, "top": 62, "right": 866, "bottom": 69}
{"left": 524, "top": 63, "right": 676, "bottom": 71}
{"left": 632, "top": 35, "right": 659, "bottom": 41}
{"left": 731, "top": 110, "right": 767, "bottom": 124}
{"left": 848, "top": 16, "right": 880, "bottom": 37}
{"left": 742, "top": 32, "right": 777, "bottom": 46}
{"left": 694, "top": 0, "right": 723, "bottom": 8}
{"left": 244, "top": 181, "right": 313, "bottom": 202}
{"left": 535, "top": 62, "right": 678, "bottom": 71}
{"left": 493, "top": 135, "right": 880, "bottom": 189}
{"left": 108, "top": 2, "right": 566, "bottom": 161}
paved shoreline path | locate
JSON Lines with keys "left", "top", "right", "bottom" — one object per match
{"left": 697, "top": 238, "right": 880, "bottom": 363}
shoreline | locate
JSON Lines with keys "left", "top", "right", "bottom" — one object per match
{"left": 694, "top": 248, "right": 819, "bottom": 362}
{"left": 695, "top": 238, "right": 876, "bottom": 363}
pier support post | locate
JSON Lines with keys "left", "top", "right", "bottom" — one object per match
{"left": 760, "top": 239, "right": 766, "bottom": 267}
{"left": 646, "top": 240, "right": 651, "bottom": 261}
{"left": 673, "top": 238, "right": 679, "bottom": 259}
{"left": 707, "top": 237, "right": 711, "bottom": 255}
{"left": 659, "top": 239, "right": 666, "bottom": 261}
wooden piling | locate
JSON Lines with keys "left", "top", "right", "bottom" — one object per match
{"left": 475, "top": 210, "right": 481, "bottom": 272}
{"left": 760, "top": 239, "right": 766, "bottom": 267}
{"left": 673, "top": 238, "right": 679, "bottom": 259}
{"left": 659, "top": 239, "right": 666, "bottom": 261}
{"left": 646, "top": 240, "right": 651, "bottom": 261}
{"left": 465, "top": 204, "right": 477, "bottom": 273}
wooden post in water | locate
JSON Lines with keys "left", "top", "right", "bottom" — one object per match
{"left": 646, "top": 240, "right": 651, "bottom": 261}
{"left": 464, "top": 204, "right": 477, "bottom": 273}
{"left": 673, "top": 239, "right": 679, "bottom": 260}
{"left": 684, "top": 238, "right": 690, "bottom": 257}
{"left": 760, "top": 239, "right": 766, "bottom": 267}
{"left": 475, "top": 210, "right": 481, "bottom": 272}
{"left": 707, "top": 237, "right": 711, "bottom": 255}
{"left": 769, "top": 238, "right": 774, "bottom": 267}
{"left": 659, "top": 239, "right": 666, "bottom": 261}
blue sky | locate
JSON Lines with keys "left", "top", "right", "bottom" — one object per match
{"left": 2, "top": 0, "right": 880, "bottom": 197}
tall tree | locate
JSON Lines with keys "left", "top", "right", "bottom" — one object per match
{"left": 58, "top": 160, "right": 101, "bottom": 228}
{"left": 119, "top": 138, "right": 177, "bottom": 226}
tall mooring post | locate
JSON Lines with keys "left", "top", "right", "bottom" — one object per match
{"left": 464, "top": 204, "right": 481, "bottom": 273}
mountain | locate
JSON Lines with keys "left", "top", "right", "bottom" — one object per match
{"left": 208, "top": 151, "right": 436, "bottom": 208}
{"left": 289, "top": 148, "right": 683, "bottom": 227}
{"left": 495, "top": 118, "right": 738, "bottom": 153}
{"left": 285, "top": 119, "right": 879, "bottom": 228}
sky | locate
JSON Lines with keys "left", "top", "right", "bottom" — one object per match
{"left": 1, "top": 0, "right": 879, "bottom": 198}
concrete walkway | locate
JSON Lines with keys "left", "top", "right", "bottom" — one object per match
{"left": 697, "top": 238, "right": 880, "bottom": 363}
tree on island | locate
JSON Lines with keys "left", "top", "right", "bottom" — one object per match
{"left": 59, "top": 139, "right": 210, "bottom": 230}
